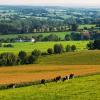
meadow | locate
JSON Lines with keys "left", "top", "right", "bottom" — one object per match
{"left": 39, "top": 50, "right": 100, "bottom": 65}
{"left": 0, "top": 41, "right": 88, "bottom": 54}
{"left": 0, "top": 74, "right": 100, "bottom": 100}
{"left": 0, "top": 32, "right": 69, "bottom": 40}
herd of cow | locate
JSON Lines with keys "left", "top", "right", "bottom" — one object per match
{"left": 5, "top": 74, "right": 74, "bottom": 89}
{"left": 41, "top": 74, "right": 75, "bottom": 84}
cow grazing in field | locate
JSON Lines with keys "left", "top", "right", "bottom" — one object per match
{"left": 7, "top": 84, "right": 15, "bottom": 89}
{"left": 54, "top": 76, "right": 61, "bottom": 82}
{"left": 62, "top": 76, "right": 69, "bottom": 82}
{"left": 41, "top": 79, "right": 45, "bottom": 84}
{"left": 69, "top": 74, "right": 74, "bottom": 79}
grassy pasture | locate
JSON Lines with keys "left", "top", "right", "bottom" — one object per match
{"left": 79, "top": 24, "right": 96, "bottom": 29}
{"left": 0, "top": 74, "right": 100, "bottom": 100}
{"left": 0, "top": 32, "right": 69, "bottom": 40}
{"left": 0, "top": 41, "right": 88, "bottom": 54}
{"left": 39, "top": 50, "right": 100, "bottom": 65}
{"left": 0, "top": 50, "right": 99, "bottom": 84}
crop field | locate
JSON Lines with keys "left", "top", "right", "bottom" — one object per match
{"left": 0, "top": 41, "right": 88, "bottom": 54}
{"left": 0, "top": 74, "right": 100, "bottom": 100}
{"left": 0, "top": 64, "right": 100, "bottom": 84}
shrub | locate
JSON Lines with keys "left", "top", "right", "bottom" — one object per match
{"left": 54, "top": 44, "right": 64, "bottom": 54}
{"left": 28, "top": 55, "right": 38, "bottom": 64}
{"left": 3, "top": 44, "right": 13, "bottom": 48}
{"left": 87, "top": 41, "right": 94, "bottom": 50}
{"left": 66, "top": 45, "right": 71, "bottom": 52}
{"left": 71, "top": 45, "right": 76, "bottom": 52}
{"left": 0, "top": 43, "right": 2, "bottom": 47}
{"left": 93, "top": 40, "right": 100, "bottom": 50}
{"left": 41, "top": 52, "right": 48, "bottom": 56}
{"left": 0, "top": 53, "right": 17, "bottom": 66}
{"left": 47, "top": 48, "right": 53, "bottom": 54}
{"left": 32, "top": 49, "right": 41, "bottom": 57}
{"left": 18, "top": 51, "right": 27, "bottom": 64}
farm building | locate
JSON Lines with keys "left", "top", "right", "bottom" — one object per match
{"left": 16, "top": 38, "right": 35, "bottom": 42}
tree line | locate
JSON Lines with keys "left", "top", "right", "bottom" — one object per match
{"left": 0, "top": 44, "right": 77, "bottom": 67}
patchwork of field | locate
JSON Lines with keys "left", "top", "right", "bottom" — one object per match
{"left": 0, "top": 41, "right": 88, "bottom": 54}
{"left": 0, "top": 74, "right": 100, "bottom": 100}
{"left": 0, "top": 65, "right": 100, "bottom": 84}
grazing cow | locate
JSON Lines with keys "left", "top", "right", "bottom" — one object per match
{"left": 54, "top": 76, "right": 61, "bottom": 82}
{"left": 7, "top": 84, "right": 15, "bottom": 89}
{"left": 69, "top": 74, "right": 74, "bottom": 79}
{"left": 62, "top": 76, "right": 69, "bottom": 82}
{"left": 41, "top": 79, "right": 45, "bottom": 84}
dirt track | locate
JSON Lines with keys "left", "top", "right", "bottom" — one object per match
{"left": 0, "top": 65, "right": 100, "bottom": 84}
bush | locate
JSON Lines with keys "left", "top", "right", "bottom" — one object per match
{"left": 47, "top": 48, "right": 53, "bottom": 54}
{"left": 66, "top": 45, "right": 71, "bottom": 52}
{"left": 0, "top": 43, "right": 2, "bottom": 47}
{"left": 32, "top": 49, "right": 41, "bottom": 57}
{"left": 71, "top": 45, "right": 76, "bottom": 52}
{"left": 87, "top": 41, "right": 94, "bottom": 50}
{"left": 0, "top": 53, "right": 17, "bottom": 66}
{"left": 18, "top": 51, "right": 27, "bottom": 64}
{"left": 93, "top": 40, "right": 100, "bottom": 50}
{"left": 54, "top": 44, "right": 64, "bottom": 54}
{"left": 28, "top": 55, "right": 38, "bottom": 64}
{"left": 3, "top": 44, "right": 13, "bottom": 48}
{"left": 41, "top": 52, "right": 48, "bottom": 56}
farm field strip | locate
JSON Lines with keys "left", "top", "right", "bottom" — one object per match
{"left": 0, "top": 41, "right": 88, "bottom": 54}
{"left": 0, "top": 65, "right": 100, "bottom": 84}
{"left": 0, "top": 74, "right": 99, "bottom": 100}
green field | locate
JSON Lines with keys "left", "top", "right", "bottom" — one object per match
{"left": 79, "top": 24, "right": 96, "bottom": 29}
{"left": 39, "top": 50, "right": 100, "bottom": 65}
{"left": 0, "top": 74, "right": 100, "bottom": 100}
{"left": 0, "top": 41, "right": 88, "bottom": 54}
{"left": 0, "top": 32, "right": 69, "bottom": 40}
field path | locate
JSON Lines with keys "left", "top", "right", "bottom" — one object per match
{"left": 0, "top": 65, "right": 100, "bottom": 84}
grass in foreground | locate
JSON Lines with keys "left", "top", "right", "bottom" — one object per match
{"left": 0, "top": 74, "right": 100, "bottom": 100}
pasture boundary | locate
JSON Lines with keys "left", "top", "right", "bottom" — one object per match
{"left": 0, "top": 72, "right": 100, "bottom": 90}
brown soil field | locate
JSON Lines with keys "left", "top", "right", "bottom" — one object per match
{"left": 0, "top": 65, "right": 100, "bottom": 84}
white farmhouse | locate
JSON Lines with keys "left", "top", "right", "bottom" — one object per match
{"left": 31, "top": 38, "right": 35, "bottom": 42}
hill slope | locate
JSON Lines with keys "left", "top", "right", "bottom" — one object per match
{"left": 0, "top": 74, "right": 100, "bottom": 100}
{"left": 39, "top": 50, "right": 100, "bottom": 65}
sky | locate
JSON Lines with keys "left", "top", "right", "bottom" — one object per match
{"left": 0, "top": 0, "right": 100, "bottom": 7}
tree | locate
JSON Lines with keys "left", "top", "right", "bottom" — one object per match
{"left": 87, "top": 41, "right": 94, "bottom": 50}
{"left": 28, "top": 55, "right": 38, "bottom": 64}
{"left": 71, "top": 24, "right": 78, "bottom": 31}
{"left": 32, "top": 49, "right": 41, "bottom": 57}
{"left": 65, "top": 34, "right": 71, "bottom": 41}
{"left": 71, "top": 45, "right": 76, "bottom": 52}
{"left": 47, "top": 48, "right": 53, "bottom": 54}
{"left": 18, "top": 51, "right": 27, "bottom": 64}
{"left": 0, "top": 53, "right": 17, "bottom": 66}
{"left": 93, "top": 40, "right": 100, "bottom": 50}
{"left": 54, "top": 44, "right": 64, "bottom": 54}
{"left": 66, "top": 45, "right": 71, "bottom": 52}
{"left": 43, "top": 34, "right": 60, "bottom": 41}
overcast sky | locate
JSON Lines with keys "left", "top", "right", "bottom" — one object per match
{"left": 0, "top": 0, "right": 100, "bottom": 7}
